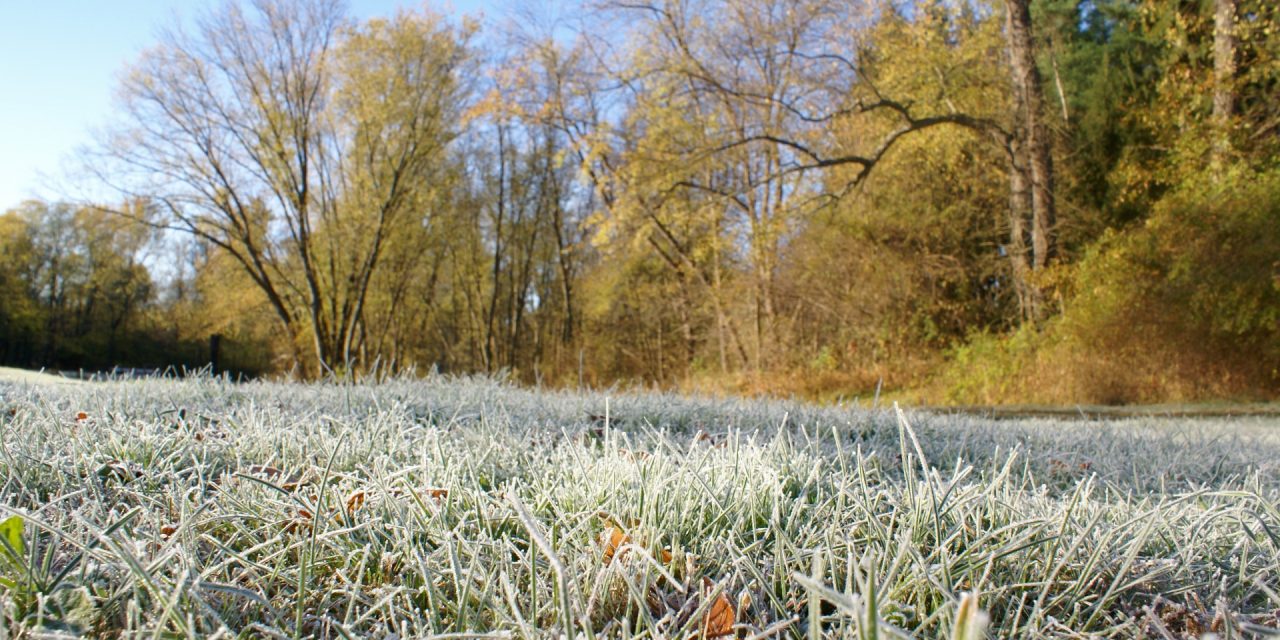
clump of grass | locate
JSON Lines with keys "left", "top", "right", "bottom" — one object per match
{"left": 0, "top": 374, "right": 1277, "bottom": 637}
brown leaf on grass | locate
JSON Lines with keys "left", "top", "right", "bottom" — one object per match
{"left": 699, "top": 577, "right": 736, "bottom": 639}
{"left": 388, "top": 486, "right": 449, "bottom": 501}
{"left": 283, "top": 508, "right": 313, "bottom": 534}
{"left": 345, "top": 490, "right": 367, "bottom": 513}
{"left": 691, "top": 430, "right": 728, "bottom": 449}
{"left": 598, "top": 513, "right": 677, "bottom": 567}
{"left": 98, "top": 459, "right": 144, "bottom": 483}
{"left": 600, "top": 524, "right": 631, "bottom": 565}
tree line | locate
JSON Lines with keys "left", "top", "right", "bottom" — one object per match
{"left": 3, "top": 0, "right": 1276, "bottom": 402}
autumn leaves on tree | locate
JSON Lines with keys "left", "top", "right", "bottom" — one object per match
{"left": 1, "top": 0, "right": 1270, "bottom": 402}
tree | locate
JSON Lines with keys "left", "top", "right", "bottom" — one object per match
{"left": 93, "top": 0, "right": 472, "bottom": 376}
{"left": 0, "top": 200, "right": 157, "bottom": 370}
{"left": 1212, "top": 0, "right": 1237, "bottom": 167}
{"left": 1004, "top": 0, "right": 1057, "bottom": 319}
{"left": 572, "top": 0, "right": 1068, "bottom": 331}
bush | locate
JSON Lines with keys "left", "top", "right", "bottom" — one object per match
{"left": 938, "top": 167, "right": 1280, "bottom": 405}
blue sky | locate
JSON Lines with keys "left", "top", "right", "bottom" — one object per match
{"left": 0, "top": 0, "right": 540, "bottom": 212}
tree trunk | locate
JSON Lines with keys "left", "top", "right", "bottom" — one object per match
{"left": 1213, "top": 0, "right": 1237, "bottom": 167}
{"left": 1006, "top": 137, "right": 1038, "bottom": 322}
{"left": 1005, "top": 0, "right": 1056, "bottom": 276}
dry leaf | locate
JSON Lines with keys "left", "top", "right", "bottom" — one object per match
{"left": 601, "top": 524, "right": 631, "bottom": 565}
{"left": 598, "top": 514, "right": 676, "bottom": 567}
{"left": 281, "top": 474, "right": 310, "bottom": 491}
{"left": 283, "top": 508, "right": 313, "bottom": 534}
{"left": 98, "top": 459, "right": 144, "bottom": 483}
{"left": 345, "top": 490, "right": 367, "bottom": 513}
{"left": 700, "top": 577, "right": 736, "bottom": 639}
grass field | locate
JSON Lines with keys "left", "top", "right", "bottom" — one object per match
{"left": 0, "top": 375, "right": 1278, "bottom": 638}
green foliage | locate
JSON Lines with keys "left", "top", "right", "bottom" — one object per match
{"left": 0, "top": 515, "right": 24, "bottom": 573}
{"left": 1064, "top": 166, "right": 1280, "bottom": 390}
{"left": 939, "top": 166, "right": 1280, "bottom": 404}
{"left": 938, "top": 328, "right": 1039, "bottom": 405}
{"left": 1036, "top": 0, "right": 1166, "bottom": 234}
{"left": 782, "top": 4, "right": 1012, "bottom": 390}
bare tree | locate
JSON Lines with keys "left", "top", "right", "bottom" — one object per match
{"left": 92, "top": 0, "right": 470, "bottom": 375}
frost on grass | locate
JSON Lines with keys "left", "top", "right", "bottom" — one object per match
{"left": 0, "top": 375, "right": 1278, "bottom": 638}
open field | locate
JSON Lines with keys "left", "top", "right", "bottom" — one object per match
{"left": 0, "top": 376, "right": 1278, "bottom": 638}
{"left": 0, "top": 367, "right": 78, "bottom": 387}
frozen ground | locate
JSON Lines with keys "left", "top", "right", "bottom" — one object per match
{"left": 0, "top": 374, "right": 1277, "bottom": 637}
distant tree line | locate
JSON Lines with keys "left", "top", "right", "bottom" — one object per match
{"left": 4, "top": 0, "right": 1276, "bottom": 402}
{"left": 0, "top": 200, "right": 271, "bottom": 375}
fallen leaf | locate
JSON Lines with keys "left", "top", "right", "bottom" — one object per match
{"left": 345, "top": 490, "right": 367, "bottom": 513}
{"left": 98, "top": 460, "right": 144, "bottom": 483}
{"left": 246, "top": 465, "right": 283, "bottom": 478}
{"left": 601, "top": 524, "right": 630, "bottom": 565}
{"left": 700, "top": 577, "right": 736, "bottom": 639}
{"left": 597, "top": 514, "right": 675, "bottom": 567}
{"left": 283, "top": 508, "right": 313, "bottom": 534}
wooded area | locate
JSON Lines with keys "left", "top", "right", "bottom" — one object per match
{"left": 1, "top": 0, "right": 1276, "bottom": 403}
